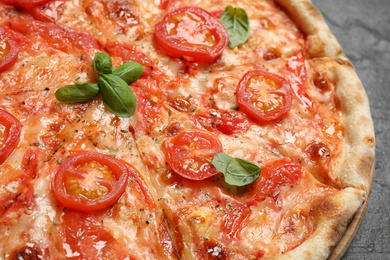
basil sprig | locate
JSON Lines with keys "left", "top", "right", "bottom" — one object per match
{"left": 212, "top": 153, "right": 262, "bottom": 186}
{"left": 94, "top": 52, "right": 114, "bottom": 74}
{"left": 99, "top": 74, "right": 137, "bottom": 117}
{"left": 113, "top": 62, "right": 144, "bottom": 84}
{"left": 55, "top": 83, "right": 99, "bottom": 102}
{"left": 54, "top": 52, "right": 144, "bottom": 117}
{"left": 220, "top": 6, "right": 251, "bottom": 48}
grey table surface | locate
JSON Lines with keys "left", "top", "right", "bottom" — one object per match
{"left": 310, "top": 0, "right": 390, "bottom": 259}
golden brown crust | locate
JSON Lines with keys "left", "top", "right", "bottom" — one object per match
{"left": 309, "top": 58, "right": 375, "bottom": 190}
{"left": 271, "top": 0, "right": 375, "bottom": 258}
{"left": 274, "top": 0, "right": 343, "bottom": 58}
{"left": 265, "top": 188, "right": 365, "bottom": 260}
{"left": 275, "top": 0, "right": 375, "bottom": 191}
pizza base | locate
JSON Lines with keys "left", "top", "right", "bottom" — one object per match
{"left": 0, "top": 0, "right": 375, "bottom": 259}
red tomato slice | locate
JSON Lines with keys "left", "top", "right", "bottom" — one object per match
{"left": 30, "top": 0, "right": 65, "bottom": 23}
{"left": 155, "top": 6, "right": 228, "bottom": 63}
{"left": 106, "top": 42, "right": 154, "bottom": 78}
{"left": 1, "top": 0, "right": 51, "bottom": 8}
{"left": 166, "top": 130, "right": 223, "bottom": 180}
{"left": 52, "top": 152, "right": 129, "bottom": 212}
{"left": 133, "top": 87, "right": 164, "bottom": 132}
{"left": 0, "top": 109, "right": 22, "bottom": 165}
{"left": 285, "top": 51, "right": 313, "bottom": 110}
{"left": 9, "top": 19, "right": 99, "bottom": 56}
{"left": 122, "top": 160, "right": 156, "bottom": 209}
{"left": 249, "top": 158, "right": 304, "bottom": 202}
{"left": 220, "top": 201, "right": 251, "bottom": 243}
{"left": 0, "top": 26, "right": 19, "bottom": 73}
{"left": 60, "top": 210, "right": 133, "bottom": 259}
{"left": 0, "top": 148, "right": 37, "bottom": 216}
{"left": 237, "top": 70, "right": 292, "bottom": 123}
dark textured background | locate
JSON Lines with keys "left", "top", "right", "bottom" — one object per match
{"left": 310, "top": 0, "right": 390, "bottom": 259}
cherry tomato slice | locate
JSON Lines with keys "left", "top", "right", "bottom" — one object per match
{"left": 30, "top": 0, "right": 65, "bottom": 23}
{"left": 237, "top": 70, "right": 292, "bottom": 123}
{"left": 52, "top": 152, "right": 129, "bottom": 212}
{"left": 155, "top": 6, "right": 228, "bottom": 63}
{"left": 60, "top": 211, "right": 133, "bottom": 259}
{"left": 220, "top": 201, "right": 251, "bottom": 243}
{"left": 10, "top": 19, "right": 99, "bottom": 56}
{"left": 285, "top": 51, "right": 313, "bottom": 110}
{"left": 249, "top": 158, "right": 304, "bottom": 202}
{"left": 0, "top": 26, "right": 19, "bottom": 73}
{"left": 0, "top": 109, "right": 22, "bottom": 165}
{"left": 1, "top": 0, "right": 51, "bottom": 8}
{"left": 166, "top": 130, "right": 223, "bottom": 180}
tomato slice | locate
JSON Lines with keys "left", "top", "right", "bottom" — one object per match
{"left": 285, "top": 51, "right": 313, "bottom": 110}
{"left": 133, "top": 87, "right": 164, "bottom": 132}
{"left": 249, "top": 158, "right": 304, "bottom": 202}
{"left": 30, "top": 0, "right": 65, "bottom": 23}
{"left": 1, "top": 0, "right": 51, "bottom": 8}
{"left": 60, "top": 210, "right": 133, "bottom": 259}
{"left": 106, "top": 42, "right": 154, "bottom": 78}
{"left": 220, "top": 200, "right": 251, "bottom": 243}
{"left": 9, "top": 19, "right": 99, "bottom": 56}
{"left": 237, "top": 70, "right": 292, "bottom": 123}
{"left": 166, "top": 130, "right": 223, "bottom": 180}
{"left": 52, "top": 152, "right": 129, "bottom": 212}
{"left": 0, "top": 26, "right": 19, "bottom": 73}
{"left": 155, "top": 6, "right": 228, "bottom": 63}
{"left": 0, "top": 109, "right": 22, "bottom": 165}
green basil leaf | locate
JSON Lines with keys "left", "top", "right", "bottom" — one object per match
{"left": 220, "top": 6, "right": 251, "bottom": 48}
{"left": 113, "top": 62, "right": 144, "bottom": 84}
{"left": 212, "top": 153, "right": 261, "bottom": 186}
{"left": 55, "top": 82, "right": 99, "bottom": 102}
{"left": 94, "top": 52, "right": 113, "bottom": 74}
{"left": 98, "top": 74, "right": 137, "bottom": 117}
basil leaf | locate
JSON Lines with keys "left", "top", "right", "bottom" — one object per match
{"left": 55, "top": 82, "right": 99, "bottom": 102}
{"left": 113, "top": 62, "right": 144, "bottom": 84}
{"left": 220, "top": 6, "right": 251, "bottom": 48}
{"left": 212, "top": 153, "right": 261, "bottom": 186}
{"left": 98, "top": 74, "right": 137, "bottom": 117}
{"left": 94, "top": 52, "right": 113, "bottom": 74}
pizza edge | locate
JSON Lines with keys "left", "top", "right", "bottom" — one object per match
{"left": 272, "top": 0, "right": 375, "bottom": 258}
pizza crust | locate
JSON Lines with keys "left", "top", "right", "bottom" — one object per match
{"left": 309, "top": 58, "right": 375, "bottom": 190}
{"left": 265, "top": 187, "right": 365, "bottom": 260}
{"left": 271, "top": 0, "right": 375, "bottom": 258}
{"left": 274, "top": 0, "right": 343, "bottom": 58}
{"left": 275, "top": 0, "right": 375, "bottom": 190}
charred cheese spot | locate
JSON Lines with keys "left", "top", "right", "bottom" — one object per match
{"left": 195, "top": 240, "right": 230, "bottom": 259}
{"left": 164, "top": 122, "right": 182, "bottom": 137}
{"left": 305, "top": 141, "right": 331, "bottom": 160}
{"left": 263, "top": 47, "right": 282, "bottom": 61}
{"left": 167, "top": 97, "right": 193, "bottom": 113}
{"left": 9, "top": 244, "right": 42, "bottom": 260}
{"left": 312, "top": 71, "right": 332, "bottom": 92}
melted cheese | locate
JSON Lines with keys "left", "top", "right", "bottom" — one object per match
{"left": 0, "top": 0, "right": 348, "bottom": 259}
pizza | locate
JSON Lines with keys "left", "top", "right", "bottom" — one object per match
{"left": 0, "top": 0, "right": 375, "bottom": 259}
